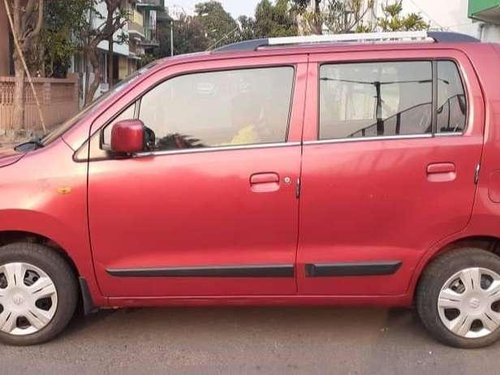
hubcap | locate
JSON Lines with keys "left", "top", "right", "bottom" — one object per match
{"left": 438, "top": 267, "right": 500, "bottom": 339}
{"left": 0, "top": 262, "right": 58, "bottom": 336}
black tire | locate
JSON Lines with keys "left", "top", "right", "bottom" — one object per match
{"left": 0, "top": 242, "right": 78, "bottom": 346}
{"left": 416, "top": 248, "right": 500, "bottom": 348}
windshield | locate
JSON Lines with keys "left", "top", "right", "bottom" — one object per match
{"left": 40, "top": 62, "right": 158, "bottom": 146}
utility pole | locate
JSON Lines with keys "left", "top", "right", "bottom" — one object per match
{"left": 170, "top": 20, "right": 174, "bottom": 56}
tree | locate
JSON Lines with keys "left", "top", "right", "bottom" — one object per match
{"left": 3, "top": 0, "right": 44, "bottom": 136}
{"left": 292, "top": 0, "right": 375, "bottom": 35}
{"left": 80, "top": 0, "right": 128, "bottom": 105}
{"left": 242, "top": 0, "right": 297, "bottom": 39}
{"left": 41, "top": 0, "right": 90, "bottom": 78}
{"left": 195, "top": 1, "right": 238, "bottom": 49}
{"left": 293, "top": 0, "right": 323, "bottom": 35}
{"left": 323, "top": 0, "right": 375, "bottom": 33}
{"left": 378, "top": 1, "right": 429, "bottom": 31}
{"left": 173, "top": 14, "right": 210, "bottom": 54}
{"left": 150, "top": 13, "right": 209, "bottom": 59}
{"left": 237, "top": 15, "right": 256, "bottom": 41}
{"left": 292, "top": 0, "right": 428, "bottom": 35}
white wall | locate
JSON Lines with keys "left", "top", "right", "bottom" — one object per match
{"left": 401, "top": 0, "right": 492, "bottom": 40}
{"left": 482, "top": 23, "right": 500, "bottom": 41}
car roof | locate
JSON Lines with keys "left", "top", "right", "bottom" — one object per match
{"left": 150, "top": 31, "right": 487, "bottom": 71}
{"left": 214, "top": 31, "right": 479, "bottom": 53}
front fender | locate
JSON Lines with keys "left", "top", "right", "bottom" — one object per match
{"left": 0, "top": 209, "right": 106, "bottom": 306}
{"left": 0, "top": 140, "right": 106, "bottom": 306}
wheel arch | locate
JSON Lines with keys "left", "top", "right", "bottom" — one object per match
{"left": 0, "top": 230, "right": 80, "bottom": 277}
{"left": 410, "top": 235, "right": 500, "bottom": 301}
{"left": 0, "top": 209, "right": 92, "bottom": 276}
{"left": 0, "top": 209, "right": 105, "bottom": 308}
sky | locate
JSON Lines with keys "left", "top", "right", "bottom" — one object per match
{"left": 165, "top": 0, "right": 258, "bottom": 18}
{"left": 165, "top": 0, "right": 476, "bottom": 34}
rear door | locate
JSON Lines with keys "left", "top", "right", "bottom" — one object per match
{"left": 297, "top": 49, "right": 484, "bottom": 295}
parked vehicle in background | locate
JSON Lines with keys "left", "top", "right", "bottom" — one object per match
{"left": 1, "top": 31, "right": 500, "bottom": 348}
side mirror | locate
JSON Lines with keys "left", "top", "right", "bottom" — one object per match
{"left": 110, "top": 119, "right": 145, "bottom": 154}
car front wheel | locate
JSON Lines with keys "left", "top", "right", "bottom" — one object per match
{"left": 0, "top": 243, "right": 78, "bottom": 346}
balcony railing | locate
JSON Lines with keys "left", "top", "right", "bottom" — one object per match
{"left": 128, "top": 20, "right": 145, "bottom": 39}
{"left": 140, "top": 28, "right": 159, "bottom": 48}
{"left": 136, "top": 0, "right": 164, "bottom": 10}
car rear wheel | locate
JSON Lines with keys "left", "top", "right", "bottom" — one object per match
{"left": 0, "top": 243, "right": 78, "bottom": 346}
{"left": 417, "top": 248, "right": 500, "bottom": 348}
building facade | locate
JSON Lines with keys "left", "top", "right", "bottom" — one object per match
{"left": 71, "top": 0, "right": 171, "bottom": 105}
{"left": 469, "top": 0, "right": 500, "bottom": 40}
{"left": 129, "top": 0, "right": 168, "bottom": 66}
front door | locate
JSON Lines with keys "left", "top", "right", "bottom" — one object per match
{"left": 88, "top": 57, "right": 307, "bottom": 297}
{"left": 298, "top": 50, "right": 484, "bottom": 295}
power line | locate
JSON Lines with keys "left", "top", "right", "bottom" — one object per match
{"left": 206, "top": 26, "right": 240, "bottom": 51}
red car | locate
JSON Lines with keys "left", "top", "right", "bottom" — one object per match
{"left": 1, "top": 31, "right": 500, "bottom": 348}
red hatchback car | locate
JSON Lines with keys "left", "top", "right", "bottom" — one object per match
{"left": 1, "top": 31, "right": 500, "bottom": 348}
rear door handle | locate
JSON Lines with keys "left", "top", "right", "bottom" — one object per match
{"left": 250, "top": 172, "right": 280, "bottom": 192}
{"left": 426, "top": 162, "right": 456, "bottom": 182}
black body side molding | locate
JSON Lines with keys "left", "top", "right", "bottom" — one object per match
{"left": 107, "top": 265, "right": 294, "bottom": 278}
{"left": 305, "top": 261, "right": 402, "bottom": 277}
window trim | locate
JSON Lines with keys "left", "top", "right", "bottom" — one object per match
{"left": 432, "top": 60, "right": 438, "bottom": 134}
{"left": 316, "top": 58, "right": 469, "bottom": 143}
{"left": 303, "top": 133, "right": 433, "bottom": 146}
{"left": 133, "top": 141, "right": 302, "bottom": 158}
{"left": 99, "top": 64, "right": 298, "bottom": 154}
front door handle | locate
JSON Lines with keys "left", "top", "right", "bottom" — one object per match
{"left": 250, "top": 172, "right": 280, "bottom": 193}
{"left": 426, "top": 162, "right": 456, "bottom": 182}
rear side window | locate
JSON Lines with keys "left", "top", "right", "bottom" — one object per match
{"left": 437, "top": 61, "right": 467, "bottom": 133}
{"left": 319, "top": 60, "right": 467, "bottom": 140}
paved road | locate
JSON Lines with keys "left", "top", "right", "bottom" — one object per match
{"left": 1, "top": 306, "right": 499, "bottom": 374}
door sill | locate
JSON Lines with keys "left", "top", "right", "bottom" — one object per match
{"left": 106, "top": 294, "right": 412, "bottom": 308}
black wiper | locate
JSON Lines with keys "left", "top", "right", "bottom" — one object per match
{"left": 14, "top": 137, "right": 44, "bottom": 152}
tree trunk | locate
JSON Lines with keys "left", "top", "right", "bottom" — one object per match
{"left": 313, "top": 0, "right": 323, "bottom": 35}
{"left": 85, "top": 47, "right": 101, "bottom": 106}
{"left": 11, "top": 0, "right": 23, "bottom": 136}
{"left": 12, "top": 58, "right": 25, "bottom": 135}
{"left": 296, "top": 13, "right": 305, "bottom": 36}
{"left": 107, "top": 33, "right": 114, "bottom": 88}
{"left": 5, "top": 0, "right": 44, "bottom": 137}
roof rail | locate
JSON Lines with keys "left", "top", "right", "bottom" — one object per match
{"left": 214, "top": 31, "right": 479, "bottom": 53}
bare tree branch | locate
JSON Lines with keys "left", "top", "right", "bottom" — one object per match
{"left": 31, "top": 0, "right": 44, "bottom": 39}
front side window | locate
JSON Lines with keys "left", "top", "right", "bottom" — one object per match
{"left": 319, "top": 60, "right": 467, "bottom": 140}
{"left": 103, "top": 66, "right": 295, "bottom": 151}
